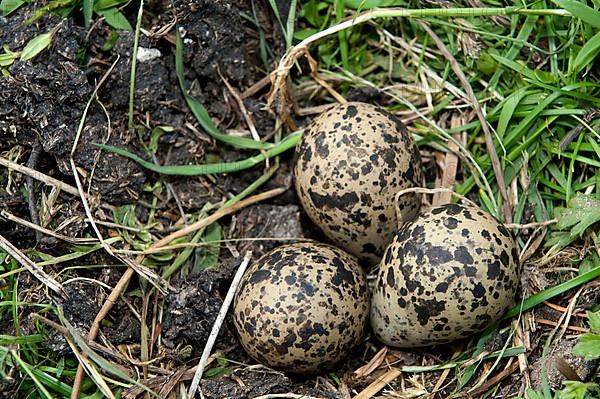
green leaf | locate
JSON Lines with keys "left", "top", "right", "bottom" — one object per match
{"left": 294, "top": 28, "right": 319, "bottom": 40}
{"left": 97, "top": 8, "right": 132, "bottom": 31}
{"left": 587, "top": 311, "right": 600, "bottom": 331}
{"left": 572, "top": 31, "right": 600, "bottom": 75}
{"left": 148, "top": 126, "right": 174, "bottom": 154}
{"left": 572, "top": 333, "right": 600, "bottom": 360}
{"left": 525, "top": 388, "right": 547, "bottom": 399}
{"left": 20, "top": 33, "right": 52, "bottom": 61}
{"left": 203, "top": 366, "right": 232, "bottom": 378}
{"left": 554, "top": 194, "right": 600, "bottom": 239}
{"left": 1, "top": 0, "right": 26, "bottom": 15}
{"left": 553, "top": 0, "right": 600, "bottom": 28}
{"left": 93, "top": 0, "right": 128, "bottom": 11}
{"left": 83, "top": 0, "right": 92, "bottom": 29}
{"left": 556, "top": 381, "right": 600, "bottom": 399}
{"left": 0, "top": 46, "right": 18, "bottom": 67}
{"left": 193, "top": 222, "right": 222, "bottom": 272}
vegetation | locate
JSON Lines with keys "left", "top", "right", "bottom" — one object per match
{"left": 1, "top": 0, "right": 599, "bottom": 397}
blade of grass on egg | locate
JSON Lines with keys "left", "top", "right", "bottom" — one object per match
{"left": 94, "top": 130, "right": 301, "bottom": 176}
{"left": 175, "top": 30, "right": 272, "bottom": 151}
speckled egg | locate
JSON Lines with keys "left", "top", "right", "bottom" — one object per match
{"left": 370, "top": 203, "right": 520, "bottom": 347}
{"left": 233, "top": 242, "right": 369, "bottom": 373}
{"left": 293, "top": 102, "right": 423, "bottom": 264}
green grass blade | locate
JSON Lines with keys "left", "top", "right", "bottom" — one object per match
{"left": 10, "top": 350, "right": 54, "bottom": 399}
{"left": 572, "top": 31, "right": 600, "bottom": 75}
{"left": 487, "top": 15, "right": 537, "bottom": 91}
{"left": 174, "top": 31, "right": 272, "bottom": 150}
{"left": 502, "top": 265, "right": 600, "bottom": 320}
{"left": 553, "top": 0, "right": 600, "bottom": 28}
{"left": 491, "top": 54, "right": 541, "bottom": 83}
{"left": 0, "top": 334, "right": 43, "bottom": 345}
{"left": 83, "top": 0, "right": 92, "bottom": 29}
{"left": 286, "top": 0, "right": 297, "bottom": 49}
{"left": 58, "top": 308, "right": 157, "bottom": 397}
{"left": 497, "top": 87, "right": 530, "bottom": 139}
{"left": 29, "top": 367, "right": 73, "bottom": 396}
{"left": 268, "top": 0, "right": 287, "bottom": 44}
{"left": 94, "top": 130, "right": 302, "bottom": 176}
{"left": 127, "top": 0, "right": 143, "bottom": 127}
{"left": 36, "top": 238, "right": 121, "bottom": 267}
{"left": 335, "top": 0, "right": 349, "bottom": 70}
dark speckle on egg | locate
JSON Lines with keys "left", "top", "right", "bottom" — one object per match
{"left": 233, "top": 242, "right": 369, "bottom": 373}
{"left": 293, "top": 102, "right": 423, "bottom": 265}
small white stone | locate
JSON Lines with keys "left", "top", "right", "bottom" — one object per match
{"left": 136, "top": 47, "right": 161, "bottom": 62}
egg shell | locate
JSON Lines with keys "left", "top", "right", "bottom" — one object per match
{"left": 293, "top": 102, "right": 423, "bottom": 264}
{"left": 370, "top": 203, "right": 520, "bottom": 347}
{"left": 233, "top": 242, "right": 370, "bottom": 373}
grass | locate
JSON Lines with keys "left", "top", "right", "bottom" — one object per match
{"left": 1, "top": 0, "right": 600, "bottom": 397}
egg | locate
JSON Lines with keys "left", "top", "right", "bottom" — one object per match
{"left": 233, "top": 242, "right": 369, "bottom": 373}
{"left": 293, "top": 102, "right": 423, "bottom": 264}
{"left": 370, "top": 203, "right": 520, "bottom": 347}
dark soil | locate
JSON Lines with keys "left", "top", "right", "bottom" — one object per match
{"left": 1, "top": 1, "right": 598, "bottom": 398}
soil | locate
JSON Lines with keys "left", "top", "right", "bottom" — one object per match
{"left": 0, "top": 1, "right": 598, "bottom": 399}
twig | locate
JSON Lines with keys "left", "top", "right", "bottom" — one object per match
{"left": 26, "top": 141, "right": 43, "bottom": 243}
{"left": 536, "top": 318, "right": 588, "bottom": 333}
{"left": 0, "top": 155, "right": 80, "bottom": 196}
{"left": 187, "top": 251, "right": 253, "bottom": 398}
{"left": 417, "top": 21, "right": 511, "bottom": 222}
{"left": 433, "top": 115, "right": 463, "bottom": 206}
{"left": 0, "top": 210, "right": 98, "bottom": 245}
{"left": 543, "top": 301, "right": 589, "bottom": 318}
{"left": 152, "top": 187, "right": 286, "bottom": 250}
{"left": 217, "top": 66, "right": 261, "bottom": 141}
{"left": 352, "top": 368, "right": 402, "bottom": 399}
{"left": 354, "top": 347, "right": 387, "bottom": 378}
{"left": 241, "top": 75, "right": 272, "bottom": 99}
{"left": 504, "top": 219, "right": 558, "bottom": 229}
{"left": 457, "top": 361, "right": 520, "bottom": 398}
{"left": 0, "top": 233, "right": 64, "bottom": 296}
